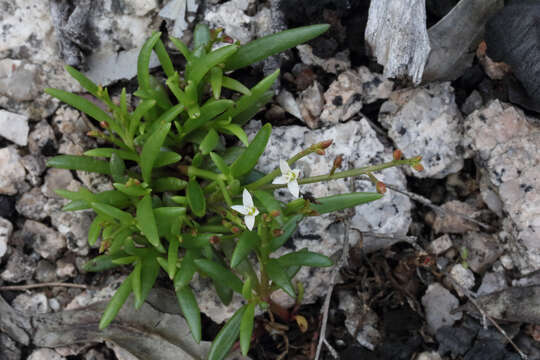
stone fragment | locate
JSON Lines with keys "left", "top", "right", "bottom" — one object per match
{"left": 27, "top": 349, "right": 65, "bottom": 360}
{"left": 416, "top": 352, "right": 442, "bottom": 360}
{"left": 21, "top": 155, "right": 47, "bottom": 186}
{"left": 0, "top": 216, "right": 13, "bottom": 260}
{"left": 339, "top": 291, "right": 381, "bottom": 350}
{"left": 298, "top": 81, "right": 324, "bottom": 129}
{"left": 0, "top": 249, "right": 36, "bottom": 283}
{"left": 421, "top": 283, "right": 462, "bottom": 334}
{"left": 276, "top": 89, "right": 302, "bottom": 120}
{"left": 204, "top": 0, "right": 255, "bottom": 43}
{"left": 12, "top": 293, "right": 49, "bottom": 314}
{"left": 464, "top": 100, "right": 540, "bottom": 274}
{"left": 428, "top": 234, "right": 453, "bottom": 255}
{"left": 461, "top": 90, "right": 484, "bottom": 116}
{"left": 0, "top": 333, "right": 21, "bottom": 360}
{"left": 297, "top": 45, "right": 351, "bottom": 74}
{"left": 23, "top": 220, "right": 66, "bottom": 260}
{"left": 449, "top": 264, "right": 476, "bottom": 293}
{"left": 476, "top": 271, "right": 507, "bottom": 296}
{"left": 159, "top": 0, "right": 198, "bottom": 38}
{"left": 76, "top": 172, "right": 113, "bottom": 193}
{"left": 56, "top": 257, "right": 77, "bottom": 278}
{"left": 479, "top": 173, "right": 503, "bottom": 217}
{"left": 462, "top": 232, "right": 502, "bottom": 273}
{"left": 0, "top": 110, "right": 29, "bottom": 146}
{"left": 28, "top": 120, "right": 57, "bottom": 154}
{"left": 379, "top": 82, "right": 464, "bottom": 178}
{"left": 50, "top": 210, "right": 93, "bottom": 256}
{"left": 16, "top": 187, "right": 48, "bottom": 220}
{"left": 0, "top": 147, "right": 26, "bottom": 195}
{"left": 431, "top": 201, "right": 479, "bottom": 234}
{"left": 41, "top": 169, "right": 74, "bottom": 199}
{"left": 35, "top": 260, "right": 57, "bottom": 283}
{"left": 365, "top": 0, "right": 430, "bottom": 84}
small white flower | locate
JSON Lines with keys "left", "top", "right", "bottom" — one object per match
{"left": 231, "top": 189, "right": 259, "bottom": 231}
{"left": 272, "top": 159, "right": 301, "bottom": 198}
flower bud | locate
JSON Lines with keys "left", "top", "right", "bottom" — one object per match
{"left": 376, "top": 181, "right": 387, "bottom": 194}
{"left": 269, "top": 210, "right": 280, "bottom": 218}
{"left": 222, "top": 35, "right": 234, "bottom": 44}
{"left": 318, "top": 139, "right": 333, "bottom": 149}
{"left": 333, "top": 155, "right": 343, "bottom": 169}
{"left": 210, "top": 236, "right": 221, "bottom": 245}
{"left": 316, "top": 149, "right": 325, "bottom": 155}
{"left": 393, "top": 149, "right": 403, "bottom": 160}
{"left": 231, "top": 226, "right": 240, "bottom": 234}
{"left": 413, "top": 163, "right": 424, "bottom": 172}
{"left": 99, "top": 121, "right": 109, "bottom": 129}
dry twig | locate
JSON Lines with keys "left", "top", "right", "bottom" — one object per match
{"left": 0, "top": 282, "right": 90, "bottom": 291}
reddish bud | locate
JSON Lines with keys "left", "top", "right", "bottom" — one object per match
{"left": 316, "top": 149, "right": 325, "bottom": 155}
{"left": 319, "top": 139, "right": 333, "bottom": 149}
{"left": 333, "top": 155, "right": 343, "bottom": 169}
{"left": 376, "top": 181, "right": 387, "bottom": 194}
{"left": 222, "top": 35, "right": 234, "bottom": 44}
{"left": 270, "top": 210, "right": 280, "bottom": 218}
{"left": 272, "top": 229, "right": 283, "bottom": 237}
{"left": 210, "top": 236, "right": 221, "bottom": 245}
{"left": 231, "top": 226, "right": 240, "bottom": 234}
{"left": 413, "top": 163, "right": 424, "bottom": 172}
{"left": 393, "top": 149, "right": 403, "bottom": 161}
{"left": 99, "top": 121, "right": 109, "bottom": 129}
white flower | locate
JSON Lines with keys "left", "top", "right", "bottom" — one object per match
{"left": 231, "top": 189, "right": 259, "bottom": 231}
{"left": 272, "top": 159, "right": 301, "bottom": 198}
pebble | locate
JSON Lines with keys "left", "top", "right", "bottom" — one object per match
{"left": 339, "top": 291, "right": 382, "bottom": 350}
{"left": 462, "top": 232, "right": 502, "bottom": 273}
{"left": 21, "top": 155, "right": 47, "bottom": 186}
{"left": 428, "top": 234, "right": 454, "bottom": 255}
{"left": 476, "top": 271, "right": 507, "bottom": 296}
{"left": 298, "top": 81, "right": 324, "bottom": 129}
{"left": 0, "top": 216, "right": 13, "bottom": 260}
{"left": 297, "top": 44, "right": 351, "bottom": 74}
{"left": 41, "top": 168, "right": 74, "bottom": 199}
{"left": 56, "top": 257, "right": 77, "bottom": 278}
{"left": 1, "top": 249, "right": 36, "bottom": 283}
{"left": 449, "top": 263, "right": 476, "bottom": 293}
{"left": 23, "top": 220, "right": 66, "bottom": 260}
{"left": 431, "top": 201, "right": 479, "bottom": 234}
{"left": 28, "top": 120, "right": 57, "bottom": 154}
{"left": 34, "top": 260, "right": 57, "bottom": 283}
{"left": 0, "top": 110, "right": 29, "bottom": 146}
{"left": 27, "top": 349, "right": 66, "bottom": 360}
{"left": 16, "top": 187, "right": 47, "bottom": 220}
{"left": 0, "top": 146, "right": 26, "bottom": 195}
{"left": 421, "top": 283, "right": 462, "bottom": 334}
{"left": 50, "top": 210, "right": 93, "bottom": 256}
{"left": 12, "top": 292, "right": 49, "bottom": 314}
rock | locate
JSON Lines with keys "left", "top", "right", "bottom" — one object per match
{"left": 339, "top": 291, "right": 381, "bottom": 350}
{"left": 436, "top": 325, "right": 476, "bottom": 358}
{"left": 476, "top": 271, "right": 507, "bottom": 296}
{"left": 365, "top": 0, "right": 430, "bottom": 84}
{"left": 50, "top": 210, "right": 93, "bottom": 256}
{"left": 246, "top": 119, "right": 411, "bottom": 304}
{"left": 28, "top": 120, "right": 57, "bottom": 154}
{"left": 461, "top": 90, "right": 484, "bottom": 116}
{"left": 297, "top": 45, "right": 351, "bottom": 74}
{"left": 0, "top": 333, "right": 21, "bottom": 360}
{"left": 431, "top": 201, "right": 479, "bottom": 234}
{"left": 76, "top": 172, "right": 113, "bottom": 193}
{"left": 416, "top": 352, "right": 442, "bottom": 360}
{"left": 27, "top": 349, "right": 65, "bottom": 360}
{"left": 421, "top": 283, "right": 462, "bottom": 334}
{"left": 23, "top": 220, "right": 66, "bottom": 260}
{"left": 0, "top": 195, "right": 15, "bottom": 218}
{"left": 16, "top": 187, "right": 48, "bottom": 220}
{"left": 276, "top": 89, "right": 302, "bottom": 120}
{"left": 485, "top": 1, "right": 540, "bottom": 104}
{"left": 298, "top": 81, "right": 324, "bottom": 129}
{"left": 204, "top": 0, "right": 255, "bottom": 44}
{"left": 464, "top": 100, "right": 540, "bottom": 274}
{"left": 83, "top": 349, "right": 109, "bottom": 360}
{"left": 0, "top": 217, "right": 13, "bottom": 260}
{"left": 449, "top": 263, "right": 476, "bottom": 293}
{"left": 320, "top": 67, "right": 393, "bottom": 126}
{"left": 0, "top": 249, "right": 36, "bottom": 283}
{"left": 35, "top": 260, "right": 57, "bottom": 283}
{"left": 379, "top": 82, "right": 464, "bottom": 178}
{"left": 12, "top": 293, "right": 49, "bottom": 314}
{"left": 462, "top": 232, "right": 502, "bottom": 273}
{"left": 41, "top": 168, "right": 74, "bottom": 199}
{"left": 428, "top": 234, "right": 453, "bottom": 255}
{"left": 159, "top": 0, "right": 199, "bottom": 38}
{"left": 423, "top": 0, "right": 503, "bottom": 82}
{"left": 0, "top": 110, "right": 29, "bottom": 146}
{"left": 0, "top": 147, "right": 26, "bottom": 195}
{"left": 479, "top": 173, "right": 503, "bottom": 217}
{"left": 21, "top": 155, "right": 47, "bottom": 187}
{"left": 56, "top": 257, "right": 77, "bottom": 278}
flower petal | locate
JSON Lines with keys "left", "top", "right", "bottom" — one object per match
{"left": 287, "top": 180, "right": 300, "bottom": 198}
{"left": 293, "top": 169, "right": 301, "bottom": 179}
{"left": 279, "top": 159, "right": 291, "bottom": 175}
{"left": 252, "top": 208, "right": 260, "bottom": 217}
{"left": 272, "top": 175, "right": 288, "bottom": 185}
{"left": 231, "top": 205, "right": 249, "bottom": 215}
{"left": 242, "top": 189, "right": 254, "bottom": 208}
{"left": 245, "top": 215, "right": 255, "bottom": 231}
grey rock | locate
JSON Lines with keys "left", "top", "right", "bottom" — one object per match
{"left": 23, "top": 220, "right": 66, "bottom": 260}
{"left": 83, "top": 349, "right": 109, "bottom": 360}
{"left": 297, "top": 45, "right": 351, "bottom": 74}
{"left": 422, "top": 283, "right": 462, "bottom": 334}
{"left": 76, "top": 171, "right": 113, "bottom": 193}
{"left": 27, "top": 349, "right": 66, "bottom": 360}
{"left": 21, "top": 155, "right": 47, "bottom": 187}
{"left": 28, "top": 120, "right": 57, "bottom": 154}
{"left": 16, "top": 187, "right": 48, "bottom": 220}
{"left": 276, "top": 89, "right": 302, "bottom": 120}
{"left": 1, "top": 249, "right": 36, "bottom": 283}
{"left": 320, "top": 67, "right": 393, "bottom": 126}
{"left": 41, "top": 168, "right": 74, "bottom": 199}
{"left": 0, "top": 216, "right": 13, "bottom": 260}
{"left": 0, "top": 110, "right": 29, "bottom": 146}
{"left": 35, "top": 260, "right": 57, "bottom": 283}
{"left": 476, "top": 271, "right": 507, "bottom": 296}
{"left": 431, "top": 201, "right": 479, "bottom": 234}
{"left": 56, "top": 257, "right": 77, "bottom": 278}
{"left": 12, "top": 292, "right": 50, "bottom": 314}
{"left": 461, "top": 90, "right": 484, "bottom": 116}
{"left": 449, "top": 263, "right": 476, "bottom": 293}
{"left": 338, "top": 291, "right": 381, "bottom": 350}
{"left": 365, "top": 0, "right": 430, "bottom": 84}
{"left": 462, "top": 232, "right": 502, "bottom": 273}
{"left": 204, "top": 0, "right": 255, "bottom": 44}
{"left": 428, "top": 234, "right": 453, "bottom": 255}
{"left": 0, "top": 146, "right": 26, "bottom": 195}
{"left": 159, "top": 0, "right": 199, "bottom": 38}
{"left": 464, "top": 100, "right": 540, "bottom": 274}
{"left": 50, "top": 210, "right": 93, "bottom": 256}
{"left": 298, "top": 81, "right": 324, "bottom": 129}
{"left": 479, "top": 173, "right": 503, "bottom": 217}
{"left": 0, "top": 333, "right": 21, "bottom": 360}
{"left": 379, "top": 82, "right": 464, "bottom": 178}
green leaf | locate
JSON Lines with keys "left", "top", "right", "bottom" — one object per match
{"left": 194, "top": 259, "right": 243, "bottom": 293}
{"left": 294, "top": 192, "right": 383, "bottom": 215}
{"left": 266, "top": 258, "right": 295, "bottom": 297}
{"left": 240, "top": 302, "right": 255, "bottom": 356}
{"left": 200, "top": 129, "right": 220, "bottom": 155}
{"left": 136, "top": 194, "right": 162, "bottom": 249}
{"left": 154, "top": 38, "right": 175, "bottom": 78}
{"left": 186, "top": 45, "right": 238, "bottom": 85}
{"left": 170, "top": 36, "right": 193, "bottom": 62}
{"left": 253, "top": 190, "right": 282, "bottom": 217}
{"left": 152, "top": 177, "right": 188, "bottom": 192}
{"left": 231, "top": 231, "right": 260, "bottom": 268}
{"left": 138, "top": 32, "right": 161, "bottom": 91}
{"left": 83, "top": 252, "right": 128, "bottom": 272}
{"left": 230, "top": 123, "right": 271, "bottom": 178}
{"left": 210, "top": 67, "right": 223, "bottom": 99}
{"left": 132, "top": 259, "right": 143, "bottom": 305}
{"left": 269, "top": 214, "right": 303, "bottom": 252}
{"left": 182, "top": 99, "right": 234, "bottom": 135}
{"left": 174, "top": 250, "right": 197, "bottom": 290}
{"left": 207, "top": 305, "right": 247, "bottom": 360}
{"left": 209, "top": 152, "right": 230, "bottom": 176}
{"left": 192, "top": 23, "right": 211, "bottom": 51}
{"left": 154, "top": 151, "right": 182, "bottom": 168}
{"left": 241, "top": 277, "right": 252, "bottom": 300}
{"left": 88, "top": 215, "right": 104, "bottom": 246}
{"left": 222, "top": 76, "right": 251, "bottom": 95}
{"left": 45, "top": 88, "right": 114, "bottom": 125}
{"left": 219, "top": 123, "right": 248, "bottom": 147}
{"left": 129, "top": 99, "right": 156, "bottom": 137}
{"left": 214, "top": 280, "right": 233, "bottom": 305}
{"left": 140, "top": 122, "right": 171, "bottom": 183}
{"left": 113, "top": 182, "right": 150, "bottom": 197}
{"left": 225, "top": 24, "right": 330, "bottom": 71}
{"left": 167, "top": 236, "right": 180, "bottom": 279}
{"left": 233, "top": 90, "right": 273, "bottom": 126}
{"left": 110, "top": 153, "right": 126, "bottom": 183}
{"left": 91, "top": 202, "right": 133, "bottom": 225}
{"left": 47, "top": 155, "right": 111, "bottom": 174}
{"left": 65, "top": 65, "right": 99, "bottom": 97}
{"left": 175, "top": 286, "right": 202, "bottom": 343}
{"left": 99, "top": 272, "right": 133, "bottom": 329}
{"left": 134, "top": 256, "right": 160, "bottom": 309}
{"left": 278, "top": 249, "right": 333, "bottom": 267}
{"left": 154, "top": 206, "right": 186, "bottom": 237}
{"left": 84, "top": 148, "right": 139, "bottom": 162}
{"left": 186, "top": 179, "right": 206, "bottom": 218}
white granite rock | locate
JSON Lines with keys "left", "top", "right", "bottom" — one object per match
{"left": 50, "top": 210, "right": 93, "bottom": 256}
{"left": 23, "top": 220, "right": 66, "bottom": 260}
{"left": 0, "top": 146, "right": 26, "bottom": 195}
{"left": 462, "top": 232, "right": 502, "bottom": 273}
{"left": 428, "top": 234, "right": 453, "bottom": 255}
{"left": 0, "top": 217, "right": 13, "bottom": 260}
{"left": 41, "top": 168, "right": 74, "bottom": 199}
{"left": 28, "top": 120, "right": 57, "bottom": 154}
{"left": 1, "top": 249, "right": 36, "bottom": 283}
{"left": 379, "top": 82, "right": 464, "bottom": 178}
{"left": 204, "top": 0, "right": 255, "bottom": 44}
{"left": 276, "top": 89, "right": 302, "bottom": 120}
{"left": 464, "top": 100, "right": 540, "bottom": 274}
{"left": 476, "top": 271, "right": 507, "bottom": 296}
{"left": 338, "top": 291, "right": 381, "bottom": 350}
{"left": 421, "top": 283, "right": 462, "bottom": 334}
{"left": 16, "top": 187, "right": 48, "bottom": 220}
{"left": 0, "top": 110, "right": 29, "bottom": 146}
{"left": 449, "top": 263, "right": 476, "bottom": 292}
{"left": 21, "top": 155, "right": 47, "bottom": 187}
{"left": 56, "top": 257, "right": 77, "bottom": 278}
